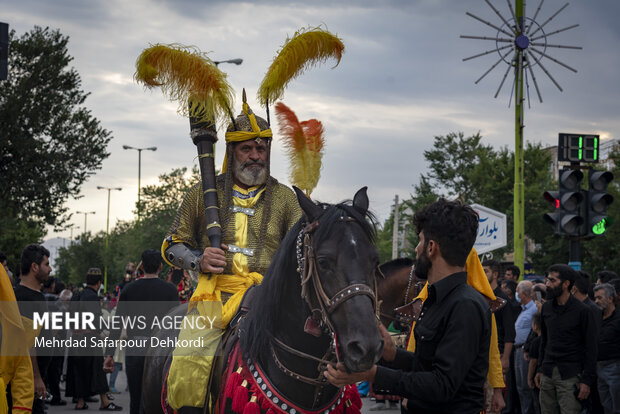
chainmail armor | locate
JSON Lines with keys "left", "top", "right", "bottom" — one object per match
{"left": 167, "top": 174, "right": 301, "bottom": 277}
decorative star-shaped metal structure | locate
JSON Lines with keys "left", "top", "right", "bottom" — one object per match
{"left": 461, "top": 0, "right": 581, "bottom": 107}
{"left": 460, "top": 0, "right": 581, "bottom": 273}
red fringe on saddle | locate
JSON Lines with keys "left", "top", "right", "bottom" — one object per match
{"left": 221, "top": 343, "right": 362, "bottom": 414}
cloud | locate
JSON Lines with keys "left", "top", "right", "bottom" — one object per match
{"left": 2, "top": 0, "right": 619, "bottom": 240}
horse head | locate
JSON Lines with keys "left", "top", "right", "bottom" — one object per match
{"left": 295, "top": 186, "right": 384, "bottom": 372}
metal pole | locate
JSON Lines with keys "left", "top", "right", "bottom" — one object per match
{"left": 513, "top": 0, "right": 526, "bottom": 278}
{"left": 105, "top": 189, "right": 111, "bottom": 291}
{"left": 138, "top": 149, "right": 142, "bottom": 221}
{"left": 392, "top": 195, "right": 399, "bottom": 259}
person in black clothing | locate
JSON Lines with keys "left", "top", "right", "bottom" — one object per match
{"left": 593, "top": 283, "right": 620, "bottom": 414}
{"left": 325, "top": 199, "right": 491, "bottom": 414}
{"left": 12, "top": 244, "right": 52, "bottom": 414}
{"left": 609, "top": 279, "right": 620, "bottom": 308}
{"left": 526, "top": 312, "right": 542, "bottom": 414}
{"left": 483, "top": 259, "right": 516, "bottom": 414}
{"left": 535, "top": 264, "right": 598, "bottom": 414}
{"left": 67, "top": 268, "right": 121, "bottom": 411}
{"left": 596, "top": 271, "right": 619, "bottom": 285}
{"left": 573, "top": 271, "right": 605, "bottom": 413}
{"left": 104, "top": 250, "right": 179, "bottom": 414}
{"left": 505, "top": 265, "right": 521, "bottom": 282}
{"left": 483, "top": 260, "right": 516, "bottom": 371}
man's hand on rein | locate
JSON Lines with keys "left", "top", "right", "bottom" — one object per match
{"left": 200, "top": 244, "right": 228, "bottom": 274}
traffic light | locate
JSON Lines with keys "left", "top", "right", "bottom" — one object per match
{"left": 543, "top": 190, "right": 560, "bottom": 233}
{"left": 558, "top": 168, "right": 585, "bottom": 236}
{"left": 586, "top": 169, "right": 614, "bottom": 236}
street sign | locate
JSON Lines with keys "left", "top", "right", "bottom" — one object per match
{"left": 471, "top": 203, "right": 507, "bottom": 254}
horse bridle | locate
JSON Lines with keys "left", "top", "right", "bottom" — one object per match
{"left": 269, "top": 216, "right": 378, "bottom": 389}
{"left": 297, "top": 218, "right": 378, "bottom": 336}
{"left": 378, "top": 263, "right": 424, "bottom": 324}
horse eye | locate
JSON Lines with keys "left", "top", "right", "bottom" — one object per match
{"left": 317, "top": 257, "right": 331, "bottom": 271}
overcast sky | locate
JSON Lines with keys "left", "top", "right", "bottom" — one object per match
{"left": 4, "top": 0, "right": 620, "bottom": 240}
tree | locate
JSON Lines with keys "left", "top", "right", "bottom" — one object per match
{"left": 0, "top": 26, "right": 111, "bottom": 267}
{"left": 405, "top": 132, "right": 557, "bottom": 273}
{"left": 55, "top": 167, "right": 200, "bottom": 288}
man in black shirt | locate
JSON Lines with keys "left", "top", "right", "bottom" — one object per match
{"left": 13, "top": 244, "right": 51, "bottom": 414}
{"left": 593, "top": 283, "right": 620, "bottom": 414}
{"left": 325, "top": 199, "right": 491, "bottom": 414}
{"left": 535, "top": 264, "right": 598, "bottom": 414}
{"left": 104, "top": 250, "right": 179, "bottom": 414}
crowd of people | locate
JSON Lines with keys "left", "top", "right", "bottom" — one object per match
{"left": 0, "top": 245, "right": 190, "bottom": 414}
{"left": 480, "top": 261, "right": 620, "bottom": 414}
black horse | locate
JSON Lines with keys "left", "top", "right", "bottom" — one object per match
{"left": 142, "top": 187, "right": 383, "bottom": 414}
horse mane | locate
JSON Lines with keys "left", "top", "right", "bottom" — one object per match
{"left": 378, "top": 257, "right": 414, "bottom": 278}
{"left": 240, "top": 198, "right": 377, "bottom": 359}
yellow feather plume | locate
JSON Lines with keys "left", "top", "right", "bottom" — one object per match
{"left": 275, "top": 102, "right": 324, "bottom": 196}
{"left": 135, "top": 44, "right": 234, "bottom": 124}
{"left": 257, "top": 27, "right": 344, "bottom": 106}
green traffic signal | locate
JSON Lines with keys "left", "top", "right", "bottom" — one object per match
{"left": 592, "top": 219, "right": 606, "bottom": 235}
{"left": 587, "top": 169, "right": 614, "bottom": 237}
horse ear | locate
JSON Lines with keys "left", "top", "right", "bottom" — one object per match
{"left": 353, "top": 186, "right": 369, "bottom": 214}
{"left": 293, "top": 186, "right": 322, "bottom": 222}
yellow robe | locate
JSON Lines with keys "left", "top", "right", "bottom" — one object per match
{"left": 405, "top": 248, "right": 505, "bottom": 389}
{"left": 164, "top": 181, "right": 301, "bottom": 409}
{"left": 0, "top": 266, "right": 36, "bottom": 414}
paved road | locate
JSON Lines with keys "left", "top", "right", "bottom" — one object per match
{"left": 47, "top": 375, "right": 398, "bottom": 413}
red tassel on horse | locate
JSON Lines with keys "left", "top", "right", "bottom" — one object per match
{"left": 225, "top": 367, "right": 243, "bottom": 400}
{"left": 265, "top": 409, "right": 276, "bottom": 414}
{"left": 232, "top": 380, "right": 249, "bottom": 414}
{"left": 343, "top": 397, "right": 361, "bottom": 414}
{"left": 346, "top": 386, "right": 362, "bottom": 409}
{"left": 242, "top": 396, "right": 260, "bottom": 414}
{"left": 260, "top": 396, "right": 273, "bottom": 412}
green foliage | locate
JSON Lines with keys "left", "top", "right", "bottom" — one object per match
{"left": 376, "top": 131, "right": 560, "bottom": 274}
{"left": 54, "top": 167, "right": 199, "bottom": 290}
{"left": 0, "top": 26, "right": 111, "bottom": 269}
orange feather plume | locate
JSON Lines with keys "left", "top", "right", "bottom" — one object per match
{"left": 275, "top": 102, "right": 324, "bottom": 196}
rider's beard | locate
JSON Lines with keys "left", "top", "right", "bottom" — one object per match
{"left": 232, "top": 156, "right": 267, "bottom": 187}
{"left": 414, "top": 250, "right": 431, "bottom": 280}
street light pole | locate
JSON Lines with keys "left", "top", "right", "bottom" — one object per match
{"left": 76, "top": 211, "right": 96, "bottom": 234}
{"left": 69, "top": 225, "right": 80, "bottom": 246}
{"left": 122, "top": 145, "right": 157, "bottom": 221}
{"left": 96, "top": 186, "right": 122, "bottom": 291}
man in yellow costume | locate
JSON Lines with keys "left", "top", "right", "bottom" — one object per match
{"left": 1, "top": 264, "right": 35, "bottom": 414}
{"left": 162, "top": 97, "right": 302, "bottom": 413}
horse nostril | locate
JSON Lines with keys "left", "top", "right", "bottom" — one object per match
{"left": 345, "top": 340, "right": 366, "bottom": 360}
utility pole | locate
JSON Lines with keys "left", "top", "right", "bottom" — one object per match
{"left": 392, "top": 195, "right": 399, "bottom": 259}
{"left": 97, "top": 186, "right": 122, "bottom": 291}
{"left": 76, "top": 211, "right": 96, "bottom": 234}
